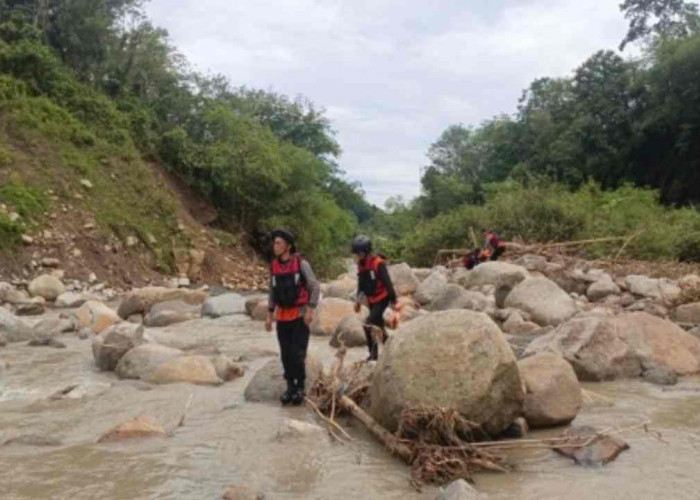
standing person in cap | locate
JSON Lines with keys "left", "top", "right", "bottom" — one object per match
{"left": 265, "top": 229, "right": 320, "bottom": 406}
{"left": 351, "top": 235, "right": 397, "bottom": 361}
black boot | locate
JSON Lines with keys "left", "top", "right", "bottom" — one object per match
{"left": 365, "top": 328, "right": 377, "bottom": 361}
{"left": 290, "top": 379, "right": 305, "bottom": 406}
{"left": 280, "top": 379, "right": 294, "bottom": 406}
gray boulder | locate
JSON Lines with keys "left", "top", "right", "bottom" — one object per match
{"left": 504, "top": 277, "right": 577, "bottom": 326}
{"left": 202, "top": 293, "right": 246, "bottom": 318}
{"left": 0, "top": 306, "right": 33, "bottom": 343}
{"left": 115, "top": 344, "right": 183, "bottom": 380}
{"left": 370, "top": 310, "right": 524, "bottom": 436}
{"left": 92, "top": 323, "right": 145, "bottom": 372}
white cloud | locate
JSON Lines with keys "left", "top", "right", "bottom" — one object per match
{"left": 145, "top": 0, "right": 629, "bottom": 206}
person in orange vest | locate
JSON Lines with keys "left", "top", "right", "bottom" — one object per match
{"left": 351, "top": 235, "right": 397, "bottom": 361}
{"left": 265, "top": 229, "right": 320, "bottom": 406}
{"left": 483, "top": 230, "right": 506, "bottom": 261}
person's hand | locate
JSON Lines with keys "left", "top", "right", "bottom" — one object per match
{"left": 304, "top": 307, "right": 314, "bottom": 325}
{"left": 354, "top": 301, "right": 361, "bottom": 313}
{"left": 265, "top": 312, "right": 273, "bottom": 332}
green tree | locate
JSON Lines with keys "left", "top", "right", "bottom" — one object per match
{"left": 620, "top": 0, "right": 700, "bottom": 50}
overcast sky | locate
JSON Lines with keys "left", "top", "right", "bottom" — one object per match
{"left": 145, "top": 0, "right": 630, "bottom": 207}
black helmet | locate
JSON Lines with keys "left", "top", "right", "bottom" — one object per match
{"left": 351, "top": 234, "right": 372, "bottom": 254}
{"left": 270, "top": 229, "right": 296, "bottom": 253}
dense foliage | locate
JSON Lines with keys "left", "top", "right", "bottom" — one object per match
{"left": 0, "top": 0, "right": 368, "bottom": 275}
{"left": 366, "top": 0, "right": 700, "bottom": 266}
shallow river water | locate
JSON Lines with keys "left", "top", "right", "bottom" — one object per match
{"left": 1, "top": 311, "right": 699, "bottom": 500}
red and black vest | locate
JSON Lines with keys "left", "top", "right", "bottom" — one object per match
{"left": 486, "top": 232, "right": 505, "bottom": 248}
{"left": 271, "top": 254, "right": 309, "bottom": 308}
{"left": 357, "top": 255, "right": 388, "bottom": 304}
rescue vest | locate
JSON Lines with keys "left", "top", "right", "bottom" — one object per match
{"left": 270, "top": 254, "right": 309, "bottom": 308}
{"left": 358, "top": 255, "right": 389, "bottom": 304}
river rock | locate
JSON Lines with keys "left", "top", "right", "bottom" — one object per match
{"left": 144, "top": 300, "right": 201, "bottom": 327}
{"left": 0, "top": 283, "right": 29, "bottom": 304}
{"left": 244, "top": 294, "right": 267, "bottom": 316}
{"left": 92, "top": 323, "right": 145, "bottom": 372}
{"left": 250, "top": 300, "right": 269, "bottom": 321}
{"left": 55, "top": 292, "right": 94, "bottom": 308}
{"left": 518, "top": 353, "right": 581, "bottom": 428}
{"left": 370, "top": 310, "right": 524, "bottom": 436}
{"left": 276, "top": 419, "right": 326, "bottom": 441}
{"left": 502, "top": 311, "right": 540, "bottom": 335}
{"left": 428, "top": 285, "right": 489, "bottom": 312}
{"left": 554, "top": 425, "right": 630, "bottom": 466}
{"left": 15, "top": 300, "right": 46, "bottom": 316}
{"left": 244, "top": 355, "right": 323, "bottom": 402}
{"left": 679, "top": 274, "right": 700, "bottom": 289}
{"left": 449, "top": 268, "right": 471, "bottom": 289}
{"left": 329, "top": 313, "right": 367, "bottom": 348}
{"left": 325, "top": 275, "right": 357, "bottom": 301}
{"left": 211, "top": 355, "right": 245, "bottom": 382}
{"left": 436, "top": 479, "right": 480, "bottom": 500}
{"left": 587, "top": 279, "right": 621, "bottom": 302}
{"left": 75, "top": 300, "right": 119, "bottom": 334}
{"left": 626, "top": 275, "right": 681, "bottom": 303}
{"left": 674, "top": 302, "right": 700, "bottom": 325}
{"left": 115, "top": 344, "right": 183, "bottom": 380}
{"left": 202, "top": 293, "right": 246, "bottom": 318}
{"left": 28, "top": 274, "right": 65, "bottom": 301}
{"left": 464, "top": 261, "right": 528, "bottom": 289}
{"left": 117, "top": 286, "right": 208, "bottom": 319}
{"left": 515, "top": 254, "right": 548, "bottom": 273}
{"left": 0, "top": 306, "right": 33, "bottom": 342}
{"left": 98, "top": 415, "right": 166, "bottom": 443}
{"left": 311, "top": 298, "right": 359, "bottom": 336}
{"left": 524, "top": 312, "right": 700, "bottom": 381}
{"left": 222, "top": 484, "right": 265, "bottom": 500}
{"left": 32, "top": 317, "right": 72, "bottom": 342}
{"left": 505, "top": 277, "right": 578, "bottom": 326}
{"left": 388, "top": 263, "right": 420, "bottom": 296}
{"left": 415, "top": 271, "right": 449, "bottom": 305}
{"left": 642, "top": 365, "right": 678, "bottom": 386}
{"left": 145, "top": 355, "right": 221, "bottom": 385}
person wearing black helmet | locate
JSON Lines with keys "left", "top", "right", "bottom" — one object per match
{"left": 351, "top": 235, "right": 397, "bottom": 361}
{"left": 266, "top": 229, "right": 320, "bottom": 406}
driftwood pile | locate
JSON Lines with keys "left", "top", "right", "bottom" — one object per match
{"left": 308, "top": 347, "right": 652, "bottom": 489}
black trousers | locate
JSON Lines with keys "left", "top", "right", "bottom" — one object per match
{"left": 364, "top": 298, "right": 391, "bottom": 357}
{"left": 277, "top": 317, "right": 310, "bottom": 386}
{"left": 490, "top": 246, "right": 505, "bottom": 261}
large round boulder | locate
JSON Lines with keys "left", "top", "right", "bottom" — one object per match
{"left": 202, "top": 293, "right": 246, "bottom": 318}
{"left": 625, "top": 275, "right": 681, "bottom": 303}
{"left": 92, "top": 323, "right": 145, "bottom": 372}
{"left": 117, "top": 287, "right": 208, "bottom": 319}
{"left": 504, "top": 277, "right": 578, "bottom": 326}
{"left": 388, "top": 263, "right": 420, "bottom": 296}
{"left": 370, "top": 310, "right": 524, "bottom": 436}
{"left": 587, "top": 279, "right": 621, "bottom": 302}
{"left": 244, "top": 355, "right": 323, "bottom": 402}
{"left": 518, "top": 353, "right": 582, "bottom": 428}
{"left": 0, "top": 306, "right": 33, "bottom": 343}
{"left": 464, "top": 262, "right": 528, "bottom": 289}
{"left": 524, "top": 312, "right": 700, "bottom": 381}
{"left": 115, "top": 344, "right": 184, "bottom": 380}
{"left": 28, "top": 274, "right": 65, "bottom": 301}
{"left": 145, "top": 355, "right": 221, "bottom": 385}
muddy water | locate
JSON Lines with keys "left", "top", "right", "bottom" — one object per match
{"left": 1, "top": 312, "right": 700, "bottom": 500}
